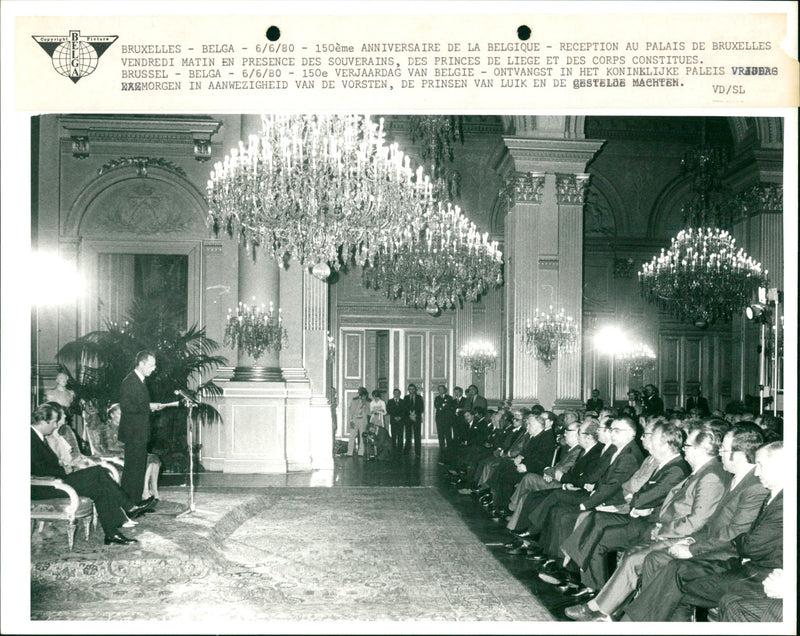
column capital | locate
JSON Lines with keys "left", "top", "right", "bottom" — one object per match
{"left": 502, "top": 137, "right": 604, "bottom": 173}
{"left": 507, "top": 171, "right": 546, "bottom": 205}
{"left": 735, "top": 183, "right": 783, "bottom": 219}
{"left": 555, "top": 173, "right": 591, "bottom": 206}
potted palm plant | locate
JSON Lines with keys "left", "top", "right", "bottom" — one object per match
{"left": 56, "top": 294, "right": 227, "bottom": 474}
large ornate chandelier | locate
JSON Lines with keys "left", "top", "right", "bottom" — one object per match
{"left": 523, "top": 307, "right": 579, "bottom": 368}
{"left": 459, "top": 340, "right": 498, "bottom": 375}
{"left": 361, "top": 201, "right": 503, "bottom": 312}
{"left": 206, "top": 114, "right": 434, "bottom": 274}
{"left": 639, "top": 137, "right": 767, "bottom": 327}
{"left": 639, "top": 228, "right": 766, "bottom": 326}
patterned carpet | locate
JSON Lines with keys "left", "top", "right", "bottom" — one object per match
{"left": 31, "top": 487, "right": 553, "bottom": 623}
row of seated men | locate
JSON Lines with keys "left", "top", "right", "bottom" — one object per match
{"left": 441, "top": 405, "right": 784, "bottom": 622}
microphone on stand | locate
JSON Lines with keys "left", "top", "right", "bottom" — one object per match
{"left": 174, "top": 389, "right": 199, "bottom": 405}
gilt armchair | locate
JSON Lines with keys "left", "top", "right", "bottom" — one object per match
{"left": 30, "top": 477, "right": 96, "bottom": 550}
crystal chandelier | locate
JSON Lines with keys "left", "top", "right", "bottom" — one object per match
{"left": 618, "top": 342, "right": 657, "bottom": 375}
{"left": 223, "top": 300, "right": 287, "bottom": 362}
{"left": 639, "top": 128, "right": 767, "bottom": 327}
{"left": 639, "top": 228, "right": 767, "bottom": 326}
{"left": 523, "top": 307, "right": 579, "bottom": 368}
{"left": 206, "top": 115, "right": 434, "bottom": 276}
{"left": 361, "top": 200, "right": 503, "bottom": 312}
{"left": 459, "top": 340, "right": 498, "bottom": 375}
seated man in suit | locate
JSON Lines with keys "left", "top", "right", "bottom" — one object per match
{"left": 507, "top": 417, "right": 609, "bottom": 537}
{"left": 486, "top": 411, "right": 557, "bottom": 519}
{"left": 622, "top": 441, "right": 784, "bottom": 622}
{"left": 622, "top": 422, "right": 769, "bottom": 621}
{"left": 31, "top": 403, "right": 156, "bottom": 546}
{"left": 504, "top": 418, "right": 584, "bottom": 534}
{"left": 464, "top": 408, "right": 528, "bottom": 497}
{"left": 564, "top": 422, "right": 729, "bottom": 621}
{"left": 549, "top": 419, "right": 691, "bottom": 592}
{"left": 525, "top": 416, "right": 645, "bottom": 562}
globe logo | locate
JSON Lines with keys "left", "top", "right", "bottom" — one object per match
{"left": 33, "top": 31, "right": 118, "bottom": 84}
{"left": 52, "top": 40, "right": 98, "bottom": 82}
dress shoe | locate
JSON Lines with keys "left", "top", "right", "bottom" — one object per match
{"left": 505, "top": 544, "right": 529, "bottom": 555}
{"left": 564, "top": 585, "right": 595, "bottom": 600}
{"left": 564, "top": 603, "right": 611, "bottom": 622}
{"left": 104, "top": 532, "right": 138, "bottom": 546}
{"left": 138, "top": 495, "right": 155, "bottom": 507}
{"left": 512, "top": 530, "right": 532, "bottom": 538}
{"left": 127, "top": 497, "right": 157, "bottom": 519}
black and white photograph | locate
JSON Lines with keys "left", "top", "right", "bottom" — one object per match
{"left": 2, "top": 2, "right": 797, "bottom": 634}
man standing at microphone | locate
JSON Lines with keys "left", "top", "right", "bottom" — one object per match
{"left": 119, "top": 350, "right": 166, "bottom": 503}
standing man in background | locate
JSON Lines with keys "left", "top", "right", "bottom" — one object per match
{"left": 403, "top": 383, "right": 424, "bottom": 458}
{"left": 119, "top": 350, "right": 164, "bottom": 503}
{"left": 434, "top": 384, "right": 456, "bottom": 453}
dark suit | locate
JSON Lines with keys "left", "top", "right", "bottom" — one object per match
{"left": 119, "top": 370, "right": 152, "bottom": 501}
{"left": 488, "top": 428, "right": 557, "bottom": 509}
{"left": 587, "top": 458, "right": 728, "bottom": 614}
{"left": 670, "top": 491, "right": 783, "bottom": 619}
{"left": 561, "top": 454, "right": 691, "bottom": 571}
{"left": 434, "top": 393, "right": 456, "bottom": 450}
{"left": 685, "top": 395, "right": 710, "bottom": 417}
{"left": 624, "top": 468, "right": 771, "bottom": 622}
{"left": 529, "top": 441, "right": 644, "bottom": 559}
{"left": 452, "top": 396, "right": 469, "bottom": 442}
{"left": 386, "top": 397, "right": 406, "bottom": 454}
{"left": 642, "top": 393, "right": 664, "bottom": 417}
{"left": 509, "top": 443, "right": 606, "bottom": 533}
{"left": 31, "top": 428, "right": 132, "bottom": 535}
{"left": 402, "top": 392, "right": 424, "bottom": 456}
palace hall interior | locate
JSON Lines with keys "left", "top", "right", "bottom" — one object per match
{"left": 27, "top": 114, "right": 790, "bottom": 626}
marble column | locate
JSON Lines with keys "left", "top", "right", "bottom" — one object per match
{"left": 232, "top": 114, "right": 283, "bottom": 381}
{"left": 231, "top": 243, "right": 283, "bottom": 380}
{"left": 502, "top": 135, "right": 603, "bottom": 410}
{"left": 555, "top": 173, "right": 590, "bottom": 410}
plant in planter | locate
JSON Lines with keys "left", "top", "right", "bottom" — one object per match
{"left": 56, "top": 294, "right": 227, "bottom": 474}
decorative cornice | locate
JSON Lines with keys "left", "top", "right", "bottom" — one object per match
{"left": 555, "top": 173, "right": 590, "bottom": 205}
{"left": 538, "top": 257, "right": 559, "bottom": 270}
{"left": 60, "top": 115, "right": 222, "bottom": 161}
{"left": 98, "top": 156, "right": 187, "bottom": 178}
{"left": 502, "top": 137, "right": 605, "bottom": 170}
{"left": 204, "top": 242, "right": 224, "bottom": 254}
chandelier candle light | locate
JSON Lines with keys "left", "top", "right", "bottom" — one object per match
{"left": 361, "top": 200, "right": 503, "bottom": 312}
{"left": 206, "top": 114, "right": 436, "bottom": 276}
{"left": 639, "top": 133, "right": 768, "bottom": 328}
{"left": 523, "top": 307, "right": 579, "bottom": 368}
{"left": 459, "top": 341, "right": 498, "bottom": 375}
{"left": 639, "top": 228, "right": 767, "bottom": 327}
{"left": 618, "top": 342, "right": 657, "bottom": 375}
{"left": 223, "top": 299, "right": 288, "bottom": 362}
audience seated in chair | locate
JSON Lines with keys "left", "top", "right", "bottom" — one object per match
{"left": 31, "top": 403, "right": 157, "bottom": 547}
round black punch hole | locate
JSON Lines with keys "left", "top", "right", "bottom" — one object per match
{"left": 266, "top": 26, "right": 281, "bottom": 41}
{"left": 517, "top": 25, "right": 531, "bottom": 41}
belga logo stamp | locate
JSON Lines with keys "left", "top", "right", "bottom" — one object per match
{"left": 33, "top": 30, "right": 118, "bottom": 83}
